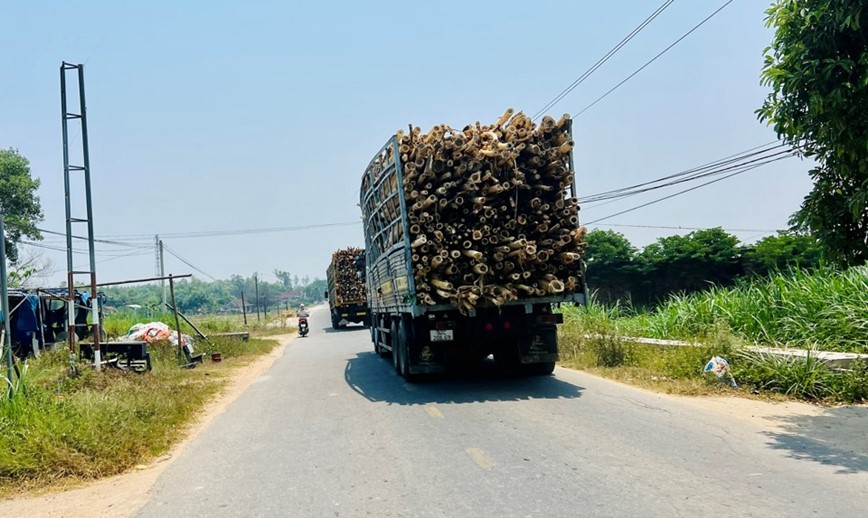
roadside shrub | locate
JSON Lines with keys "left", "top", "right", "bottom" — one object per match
{"left": 588, "top": 334, "right": 636, "bottom": 368}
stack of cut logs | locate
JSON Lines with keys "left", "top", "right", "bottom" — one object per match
{"left": 332, "top": 247, "right": 366, "bottom": 304}
{"left": 399, "top": 109, "right": 586, "bottom": 312}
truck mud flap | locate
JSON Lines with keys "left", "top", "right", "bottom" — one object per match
{"left": 408, "top": 341, "right": 447, "bottom": 374}
{"left": 520, "top": 328, "right": 559, "bottom": 365}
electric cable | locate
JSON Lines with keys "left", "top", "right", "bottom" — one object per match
{"left": 573, "top": 0, "right": 735, "bottom": 119}
{"left": 532, "top": 0, "right": 676, "bottom": 120}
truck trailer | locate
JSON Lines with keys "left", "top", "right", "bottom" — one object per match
{"left": 359, "top": 110, "right": 586, "bottom": 379}
{"left": 325, "top": 247, "right": 369, "bottom": 329}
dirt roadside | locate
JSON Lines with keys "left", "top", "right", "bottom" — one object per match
{"left": 2, "top": 333, "right": 295, "bottom": 517}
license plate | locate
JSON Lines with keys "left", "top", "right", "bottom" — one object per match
{"left": 429, "top": 330, "right": 454, "bottom": 342}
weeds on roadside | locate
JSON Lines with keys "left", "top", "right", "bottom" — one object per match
{"left": 563, "top": 266, "right": 868, "bottom": 353}
{"left": 0, "top": 334, "right": 280, "bottom": 496}
{"left": 733, "top": 350, "right": 868, "bottom": 403}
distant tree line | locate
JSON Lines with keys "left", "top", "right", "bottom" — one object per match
{"left": 584, "top": 228, "right": 823, "bottom": 305}
{"left": 100, "top": 274, "right": 327, "bottom": 315}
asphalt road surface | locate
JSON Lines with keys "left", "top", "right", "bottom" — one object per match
{"left": 138, "top": 307, "right": 868, "bottom": 517}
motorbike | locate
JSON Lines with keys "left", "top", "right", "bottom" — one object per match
{"left": 298, "top": 316, "right": 309, "bottom": 337}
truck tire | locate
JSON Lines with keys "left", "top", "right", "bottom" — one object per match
{"left": 522, "top": 361, "right": 556, "bottom": 376}
{"left": 331, "top": 314, "right": 340, "bottom": 330}
{"left": 398, "top": 317, "right": 419, "bottom": 382}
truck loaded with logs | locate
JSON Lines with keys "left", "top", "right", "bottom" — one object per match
{"left": 325, "top": 247, "right": 369, "bottom": 329}
{"left": 359, "top": 109, "right": 587, "bottom": 379}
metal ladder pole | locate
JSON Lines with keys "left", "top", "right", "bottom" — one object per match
{"left": 60, "top": 61, "right": 101, "bottom": 370}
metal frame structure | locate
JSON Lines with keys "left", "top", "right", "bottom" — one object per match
{"left": 60, "top": 61, "right": 101, "bottom": 370}
{"left": 1, "top": 208, "right": 15, "bottom": 398}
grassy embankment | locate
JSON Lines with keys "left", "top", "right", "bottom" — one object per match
{"left": 0, "top": 314, "right": 288, "bottom": 497}
{"left": 559, "top": 266, "right": 868, "bottom": 403}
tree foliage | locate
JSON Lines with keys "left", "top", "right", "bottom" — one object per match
{"left": 100, "top": 275, "right": 327, "bottom": 314}
{"left": 640, "top": 228, "right": 742, "bottom": 295}
{"left": 583, "top": 230, "right": 640, "bottom": 303}
{"left": 743, "top": 231, "right": 824, "bottom": 276}
{"left": 0, "top": 148, "right": 43, "bottom": 262}
{"left": 584, "top": 228, "right": 824, "bottom": 305}
{"left": 758, "top": 0, "right": 868, "bottom": 266}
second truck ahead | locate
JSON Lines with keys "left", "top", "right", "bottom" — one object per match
{"left": 359, "top": 110, "right": 587, "bottom": 379}
{"left": 325, "top": 247, "right": 369, "bottom": 329}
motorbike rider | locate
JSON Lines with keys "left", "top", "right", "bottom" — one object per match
{"left": 297, "top": 304, "right": 310, "bottom": 318}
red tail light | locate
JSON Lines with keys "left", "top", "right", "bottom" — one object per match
{"left": 484, "top": 322, "right": 494, "bottom": 331}
{"left": 503, "top": 321, "right": 512, "bottom": 330}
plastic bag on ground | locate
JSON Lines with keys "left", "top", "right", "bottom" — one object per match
{"left": 703, "top": 356, "right": 737, "bottom": 387}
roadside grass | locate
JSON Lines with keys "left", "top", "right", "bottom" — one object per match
{"left": 559, "top": 279, "right": 868, "bottom": 404}
{"left": 0, "top": 334, "right": 281, "bottom": 497}
{"left": 574, "top": 265, "right": 868, "bottom": 353}
{"left": 102, "top": 311, "right": 295, "bottom": 339}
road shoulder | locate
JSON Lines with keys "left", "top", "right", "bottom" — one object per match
{"left": 1, "top": 334, "right": 296, "bottom": 517}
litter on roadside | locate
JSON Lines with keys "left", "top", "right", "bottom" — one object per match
{"left": 120, "top": 322, "right": 195, "bottom": 350}
{"left": 703, "top": 356, "right": 737, "bottom": 387}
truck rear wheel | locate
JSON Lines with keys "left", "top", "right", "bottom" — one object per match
{"left": 398, "top": 318, "right": 419, "bottom": 382}
{"left": 522, "top": 361, "right": 556, "bottom": 376}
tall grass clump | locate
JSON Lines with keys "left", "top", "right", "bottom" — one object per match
{"left": 733, "top": 350, "right": 868, "bottom": 403}
{"left": 638, "top": 266, "right": 868, "bottom": 352}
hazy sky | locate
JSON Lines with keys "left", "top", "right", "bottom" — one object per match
{"left": 1, "top": 0, "right": 813, "bottom": 286}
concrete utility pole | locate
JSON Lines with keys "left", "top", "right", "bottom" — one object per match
{"left": 254, "top": 275, "right": 261, "bottom": 322}
{"left": 159, "top": 240, "right": 166, "bottom": 307}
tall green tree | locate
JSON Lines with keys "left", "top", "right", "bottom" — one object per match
{"left": 743, "top": 231, "right": 823, "bottom": 276}
{"left": 758, "top": 0, "right": 868, "bottom": 266}
{"left": 0, "top": 148, "right": 43, "bottom": 262}
{"left": 583, "top": 229, "right": 641, "bottom": 303}
{"left": 641, "top": 228, "right": 741, "bottom": 297}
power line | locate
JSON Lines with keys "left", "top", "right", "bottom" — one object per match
{"left": 20, "top": 240, "right": 150, "bottom": 257}
{"left": 583, "top": 158, "right": 787, "bottom": 225}
{"left": 573, "top": 0, "right": 735, "bottom": 119}
{"left": 580, "top": 141, "right": 784, "bottom": 204}
{"left": 94, "top": 221, "right": 362, "bottom": 241}
{"left": 531, "top": 0, "right": 676, "bottom": 120}
{"left": 161, "top": 244, "right": 218, "bottom": 281}
{"left": 96, "top": 249, "right": 153, "bottom": 264}
{"left": 36, "top": 228, "right": 151, "bottom": 249}
{"left": 592, "top": 223, "right": 783, "bottom": 233}
{"left": 581, "top": 146, "right": 795, "bottom": 206}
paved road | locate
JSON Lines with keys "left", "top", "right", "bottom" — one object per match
{"left": 138, "top": 307, "right": 868, "bottom": 517}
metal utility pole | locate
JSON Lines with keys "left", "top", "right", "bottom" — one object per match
{"left": 1, "top": 210, "right": 15, "bottom": 399}
{"left": 61, "top": 61, "right": 101, "bottom": 371}
{"left": 168, "top": 274, "right": 184, "bottom": 364}
{"left": 254, "top": 275, "right": 261, "bottom": 322}
{"left": 241, "top": 291, "right": 248, "bottom": 325}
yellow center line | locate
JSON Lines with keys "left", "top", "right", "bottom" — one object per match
{"left": 425, "top": 405, "right": 444, "bottom": 418}
{"left": 466, "top": 448, "right": 493, "bottom": 471}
